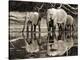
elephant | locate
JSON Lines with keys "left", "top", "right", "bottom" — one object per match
{"left": 47, "top": 8, "right": 67, "bottom": 41}
{"left": 47, "top": 8, "right": 67, "bottom": 27}
{"left": 65, "top": 15, "right": 74, "bottom": 31}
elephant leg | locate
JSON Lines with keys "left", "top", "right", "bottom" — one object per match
{"left": 31, "top": 23, "right": 33, "bottom": 39}
{"left": 60, "top": 24, "right": 63, "bottom": 31}
{"left": 26, "top": 21, "right": 33, "bottom": 44}
{"left": 71, "top": 24, "right": 74, "bottom": 31}
{"left": 61, "top": 24, "right": 63, "bottom": 31}
{"left": 29, "top": 23, "right": 33, "bottom": 44}
{"left": 26, "top": 23, "right": 31, "bottom": 44}
{"left": 70, "top": 25, "right": 73, "bottom": 38}
{"left": 57, "top": 23, "right": 60, "bottom": 31}
{"left": 70, "top": 25, "right": 72, "bottom": 31}
{"left": 57, "top": 23, "right": 63, "bottom": 31}
{"left": 48, "top": 26, "right": 51, "bottom": 32}
{"left": 58, "top": 31, "right": 64, "bottom": 40}
{"left": 27, "top": 25, "right": 29, "bottom": 40}
{"left": 38, "top": 23, "right": 42, "bottom": 46}
{"left": 58, "top": 32, "right": 61, "bottom": 40}
{"left": 63, "top": 23, "right": 65, "bottom": 31}
{"left": 34, "top": 25, "right": 36, "bottom": 40}
{"left": 52, "top": 26, "right": 55, "bottom": 40}
{"left": 38, "top": 23, "right": 41, "bottom": 39}
{"left": 48, "top": 26, "right": 51, "bottom": 40}
{"left": 65, "top": 24, "right": 68, "bottom": 31}
{"left": 48, "top": 21, "right": 51, "bottom": 40}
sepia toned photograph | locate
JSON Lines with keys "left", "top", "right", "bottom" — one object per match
{"left": 9, "top": 1, "right": 78, "bottom": 59}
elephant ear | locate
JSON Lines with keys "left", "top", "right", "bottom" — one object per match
{"left": 56, "top": 9, "right": 67, "bottom": 23}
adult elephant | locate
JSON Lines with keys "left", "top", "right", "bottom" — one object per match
{"left": 65, "top": 15, "right": 74, "bottom": 31}
{"left": 47, "top": 8, "right": 67, "bottom": 40}
{"left": 47, "top": 8, "right": 67, "bottom": 29}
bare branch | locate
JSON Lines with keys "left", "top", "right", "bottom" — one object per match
{"left": 50, "top": 3, "right": 55, "bottom": 8}
{"left": 37, "top": 3, "right": 44, "bottom": 12}
{"left": 67, "top": 4, "right": 78, "bottom": 10}
{"left": 58, "top": 4, "right": 62, "bottom": 9}
{"left": 62, "top": 5, "right": 78, "bottom": 15}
